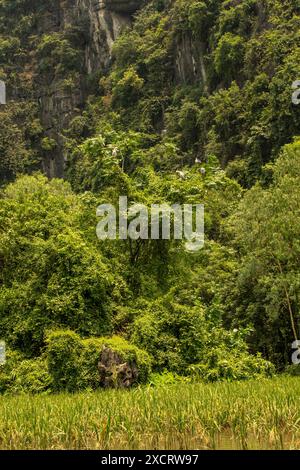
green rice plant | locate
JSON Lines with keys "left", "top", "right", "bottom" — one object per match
{"left": 0, "top": 377, "right": 299, "bottom": 450}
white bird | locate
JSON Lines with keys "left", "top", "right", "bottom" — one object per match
{"left": 112, "top": 147, "right": 118, "bottom": 158}
{"left": 176, "top": 170, "right": 186, "bottom": 180}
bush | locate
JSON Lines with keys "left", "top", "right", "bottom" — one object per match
{"left": 77, "top": 335, "right": 152, "bottom": 389}
{"left": 37, "top": 33, "right": 81, "bottom": 75}
{"left": 0, "top": 175, "right": 114, "bottom": 355}
{"left": 188, "top": 349, "right": 275, "bottom": 383}
{"left": 46, "top": 330, "right": 83, "bottom": 392}
{"left": 149, "top": 371, "right": 190, "bottom": 387}
{"left": 0, "top": 351, "right": 52, "bottom": 394}
{"left": 130, "top": 295, "right": 275, "bottom": 381}
{"left": 130, "top": 300, "right": 203, "bottom": 374}
{"left": 112, "top": 67, "right": 144, "bottom": 108}
{"left": 285, "top": 364, "right": 300, "bottom": 377}
{"left": 214, "top": 33, "right": 245, "bottom": 83}
{"left": 41, "top": 137, "right": 57, "bottom": 151}
{"left": 46, "top": 330, "right": 152, "bottom": 392}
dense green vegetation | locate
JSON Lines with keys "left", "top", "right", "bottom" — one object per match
{"left": 0, "top": 377, "right": 299, "bottom": 449}
{"left": 1, "top": 0, "right": 300, "bottom": 393}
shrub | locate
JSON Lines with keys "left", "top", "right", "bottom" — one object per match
{"left": 46, "top": 330, "right": 83, "bottom": 392}
{"left": 284, "top": 365, "right": 300, "bottom": 377}
{"left": 77, "top": 336, "right": 152, "bottom": 389}
{"left": 214, "top": 33, "right": 245, "bottom": 83}
{"left": 188, "top": 349, "right": 275, "bottom": 383}
{"left": 149, "top": 371, "right": 190, "bottom": 387}
{"left": 41, "top": 137, "right": 57, "bottom": 151}
{"left": 130, "top": 296, "right": 275, "bottom": 381}
{"left": 37, "top": 34, "right": 81, "bottom": 75}
{"left": 0, "top": 175, "right": 114, "bottom": 355}
{"left": 112, "top": 67, "right": 144, "bottom": 108}
{"left": 46, "top": 330, "right": 152, "bottom": 392}
{"left": 7, "top": 358, "right": 52, "bottom": 394}
{"left": 0, "top": 351, "right": 52, "bottom": 394}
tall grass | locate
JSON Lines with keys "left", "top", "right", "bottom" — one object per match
{"left": 0, "top": 377, "right": 299, "bottom": 450}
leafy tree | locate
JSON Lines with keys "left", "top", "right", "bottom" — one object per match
{"left": 214, "top": 33, "right": 245, "bottom": 84}
{"left": 225, "top": 140, "right": 300, "bottom": 366}
{"left": 0, "top": 174, "right": 116, "bottom": 355}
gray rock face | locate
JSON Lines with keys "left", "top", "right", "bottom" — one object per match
{"left": 98, "top": 347, "right": 139, "bottom": 388}
{"left": 175, "top": 34, "right": 208, "bottom": 92}
{"left": 40, "top": 0, "right": 145, "bottom": 178}
{"left": 105, "top": 0, "right": 144, "bottom": 13}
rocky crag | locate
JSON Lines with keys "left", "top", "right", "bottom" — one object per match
{"left": 39, "top": 0, "right": 145, "bottom": 177}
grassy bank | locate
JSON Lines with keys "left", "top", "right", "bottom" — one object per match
{"left": 0, "top": 377, "right": 299, "bottom": 450}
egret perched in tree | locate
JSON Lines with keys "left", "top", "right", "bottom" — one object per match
{"left": 176, "top": 170, "right": 186, "bottom": 180}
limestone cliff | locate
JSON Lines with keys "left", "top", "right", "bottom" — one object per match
{"left": 39, "top": 0, "right": 145, "bottom": 178}
{"left": 175, "top": 35, "right": 208, "bottom": 93}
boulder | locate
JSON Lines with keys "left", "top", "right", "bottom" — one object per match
{"left": 98, "top": 347, "right": 139, "bottom": 388}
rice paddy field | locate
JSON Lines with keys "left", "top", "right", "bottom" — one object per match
{"left": 0, "top": 376, "right": 300, "bottom": 450}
